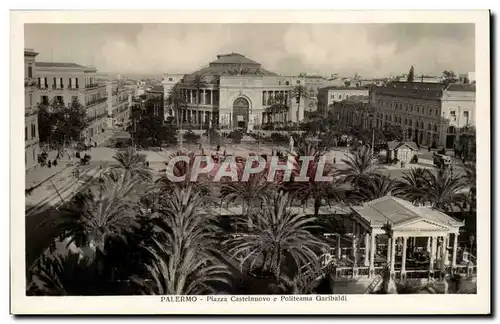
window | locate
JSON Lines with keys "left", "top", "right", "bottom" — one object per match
{"left": 463, "top": 111, "right": 469, "bottom": 119}
{"left": 338, "top": 95, "right": 342, "bottom": 99}
{"left": 409, "top": 120, "right": 412, "bottom": 127}
{"left": 29, "top": 93, "right": 32, "bottom": 106}
{"left": 31, "top": 124, "right": 36, "bottom": 138}
{"left": 434, "top": 125, "right": 438, "bottom": 132}
{"left": 28, "top": 65, "right": 32, "bottom": 78}
{"left": 72, "top": 96, "right": 78, "bottom": 103}
{"left": 435, "top": 110, "right": 439, "bottom": 117}
{"left": 296, "top": 80, "right": 300, "bottom": 84}
{"left": 417, "top": 106, "right": 420, "bottom": 113}
{"left": 286, "top": 81, "right": 290, "bottom": 85}
{"left": 450, "top": 111, "right": 456, "bottom": 121}
{"left": 25, "top": 126, "right": 28, "bottom": 140}
{"left": 168, "top": 77, "right": 173, "bottom": 81}
{"left": 429, "top": 109, "right": 433, "bottom": 116}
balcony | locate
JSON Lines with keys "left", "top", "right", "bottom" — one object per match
{"left": 85, "top": 83, "right": 102, "bottom": 90}
{"left": 85, "top": 111, "right": 108, "bottom": 124}
{"left": 67, "top": 86, "right": 80, "bottom": 91}
{"left": 51, "top": 85, "right": 65, "bottom": 90}
{"left": 86, "top": 97, "right": 108, "bottom": 108}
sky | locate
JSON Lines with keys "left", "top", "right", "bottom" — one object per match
{"left": 24, "top": 23, "right": 475, "bottom": 78}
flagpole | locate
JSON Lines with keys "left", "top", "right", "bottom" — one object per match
{"left": 371, "top": 128, "right": 375, "bottom": 156}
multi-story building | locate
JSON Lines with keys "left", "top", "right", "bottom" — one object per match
{"left": 317, "top": 86, "right": 370, "bottom": 113}
{"left": 175, "top": 53, "right": 306, "bottom": 131}
{"left": 24, "top": 48, "right": 39, "bottom": 171}
{"left": 162, "top": 73, "right": 184, "bottom": 120}
{"left": 106, "top": 80, "right": 131, "bottom": 129}
{"left": 130, "top": 85, "right": 165, "bottom": 129}
{"left": 441, "top": 83, "right": 476, "bottom": 148}
{"left": 331, "top": 96, "right": 374, "bottom": 130}
{"left": 370, "top": 81, "right": 476, "bottom": 148}
{"left": 35, "top": 61, "right": 108, "bottom": 143}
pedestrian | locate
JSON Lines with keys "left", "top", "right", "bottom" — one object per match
{"left": 53, "top": 159, "right": 57, "bottom": 167}
{"left": 333, "top": 157, "right": 336, "bottom": 164}
{"left": 223, "top": 149, "right": 226, "bottom": 157}
{"left": 146, "top": 161, "right": 149, "bottom": 167}
{"left": 216, "top": 145, "right": 220, "bottom": 152}
{"left": 47, "top": 160, "right": 52, "bottom": 168}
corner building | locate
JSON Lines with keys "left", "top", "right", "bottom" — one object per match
{"left": 24, "top": 49, "right": 39, "bottom": 171}
{"left": 177, "top": 53, "right": 306, "bottom": 131}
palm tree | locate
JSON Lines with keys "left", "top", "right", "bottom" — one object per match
{"left": 226, "top": 192, "right": 329, "bottom": 282}
{"left": 135, "top": 186, "right": 232, "bottom": 295}
{"left": 220, "top": 160, "right": 276, "bottom": 224}
{"left": 57, "top": 172, "right": 141, "bottom": 257}
{"left": 192, "top": 74, "right": 206, "bottom": 130}
{"left": 348, "top": 174, "right": 398, "bottom": 203}
{"left": 288, "top": 154, "right": 343, "bottom": 217}
{"left": 155, "top": 151, "right": 212, "bottom": 198}
{"left": 396, "top": 167, "right": 432, "bottom": 203}
{"left": 28, "top": 252, "right": 103, "bottom": 296}
{"left": 109, "top": 147, "right": 152, "bottom": 183}
{"left": 167, "top": 84, "right": 187, "bottom": 129}
{"left": 292, "top": 84, "right": 308, "bottom": 126}
{"left": 462, "top": 161, "right": 476, "bottom": 213}
{"left": 423, "top": 171, "right": 467, "bottom": 213}
{"left": 337, "top": 145, "right": 381, "bottom": 187}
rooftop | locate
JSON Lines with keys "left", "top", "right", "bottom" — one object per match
{"left": 386, "top": 141, "right": 418, "bottom": 151}
{"left": 147, "top": 85, "right": 164, "bottom": 93}
{"left": 319, "top": 85, "right": 371, "bottom": 92}
{"left": 210, "top": 53, "right": 260, "bottom": 66}
{"left": 351, "top": 196, "right": 464, "bottom": 229}
{"left": 373, "top": 81, "right": 446, "bottom": 99}
{"left": 446, "top": 83, "right": 476, "bottom": 92}
{"left": 36, "top": 62, "right": 87, "bottom": 68}
{"left": 183, "top": 53, "right": 278, "bottom": 82}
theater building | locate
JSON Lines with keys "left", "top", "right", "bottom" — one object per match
{"left": 175, "top": 53, "right": 306, "bottom": 131}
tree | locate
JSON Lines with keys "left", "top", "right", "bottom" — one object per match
{"left": 337, "top": 145, "right": 381, "bottom": 187}
{"left": 109, "top": 147, "right": 152, "bottom": 183}
{"left": 28, "top": 252, "right": 104, "bottom": 296}
{"left": 292, "top": 84, "right": 309, "bottom": 123}
{"left": 396, "top": 168, "right": 431, "bottom": 203}
{"left": 288, "top": 155, "right": 343, "bottom": 217}
{"left": 40, "top": 98, "right": 88, "bottom": 146}
{"left": 348, "top": 174, "right": 398, "bottom": 203}
{"left": 167, "top": 84, "right": 187, "bottom": 128}
{"left": 407, "top": 65, "right": 415, "bottom": 82}
{"left": 442, "top": 70, "right": 458, "bottom": 85}
{"left": 220, "top": 160, "right": 275, "bottom": 223}
{"left": 56, "top": 172, "right": 141, "bottom": 257}
{"left": 192, "top": 74, "right": 207, "bottom": 130}
{"left": 135, "top": 186, "right": 232, "bottom": 295}
{"left": 383, "top": 124, "right": 404, "bottom": 142}
{"left": 131, "top": 114, "right": 177, "bottom": 148}
{"left": 37, "top": 104, "right": 56, "bottom": 143}
{"left": 402, "top": 169, "right": 467, "bottom": 213}
{"left": 226, "top": 192, "right": 328, "bottom": 284}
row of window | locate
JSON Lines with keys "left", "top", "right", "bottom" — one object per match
{"left": 25, "top": 123, "right": 37, "bottom": 140}
{"left": 40, "top": 95, "right": 79, "bottom": 105}
{"left": 37, "top": 77, "right": 97, "bottom": 89}
{"left": 449, "top": 110, "right": 469, "bottom": 122}
{"left": 376, "top": 114, "right": 439, "bottom": 132}
{"left": 377, "top": 99, "right": 440, "bottom": 117}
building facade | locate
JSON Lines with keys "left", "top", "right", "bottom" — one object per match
{"left": 175, "top": 53, "right": 306, "bottom": 131}
{"left": 317, "top": 86, "right": 370, "bottom": 113}
{"left": 441, "top": 84, "right": 476, "bottom": 148}
{"left": 370, "top": 82, "right": 476, "bottom": 148}
{"left": 106, "top": 80, "right": 131, "bottom": 129}
{"left": 35, "top": 61, "right": 108, "bottom": 143}
{"left": 24, "top": 49, "right": 39, "bottom": 171}
{"left": 331, "top": 96, "right": 373, "bottom": 130}
{"left": 162, "top": 73, "right": 185, "bottom": 120}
